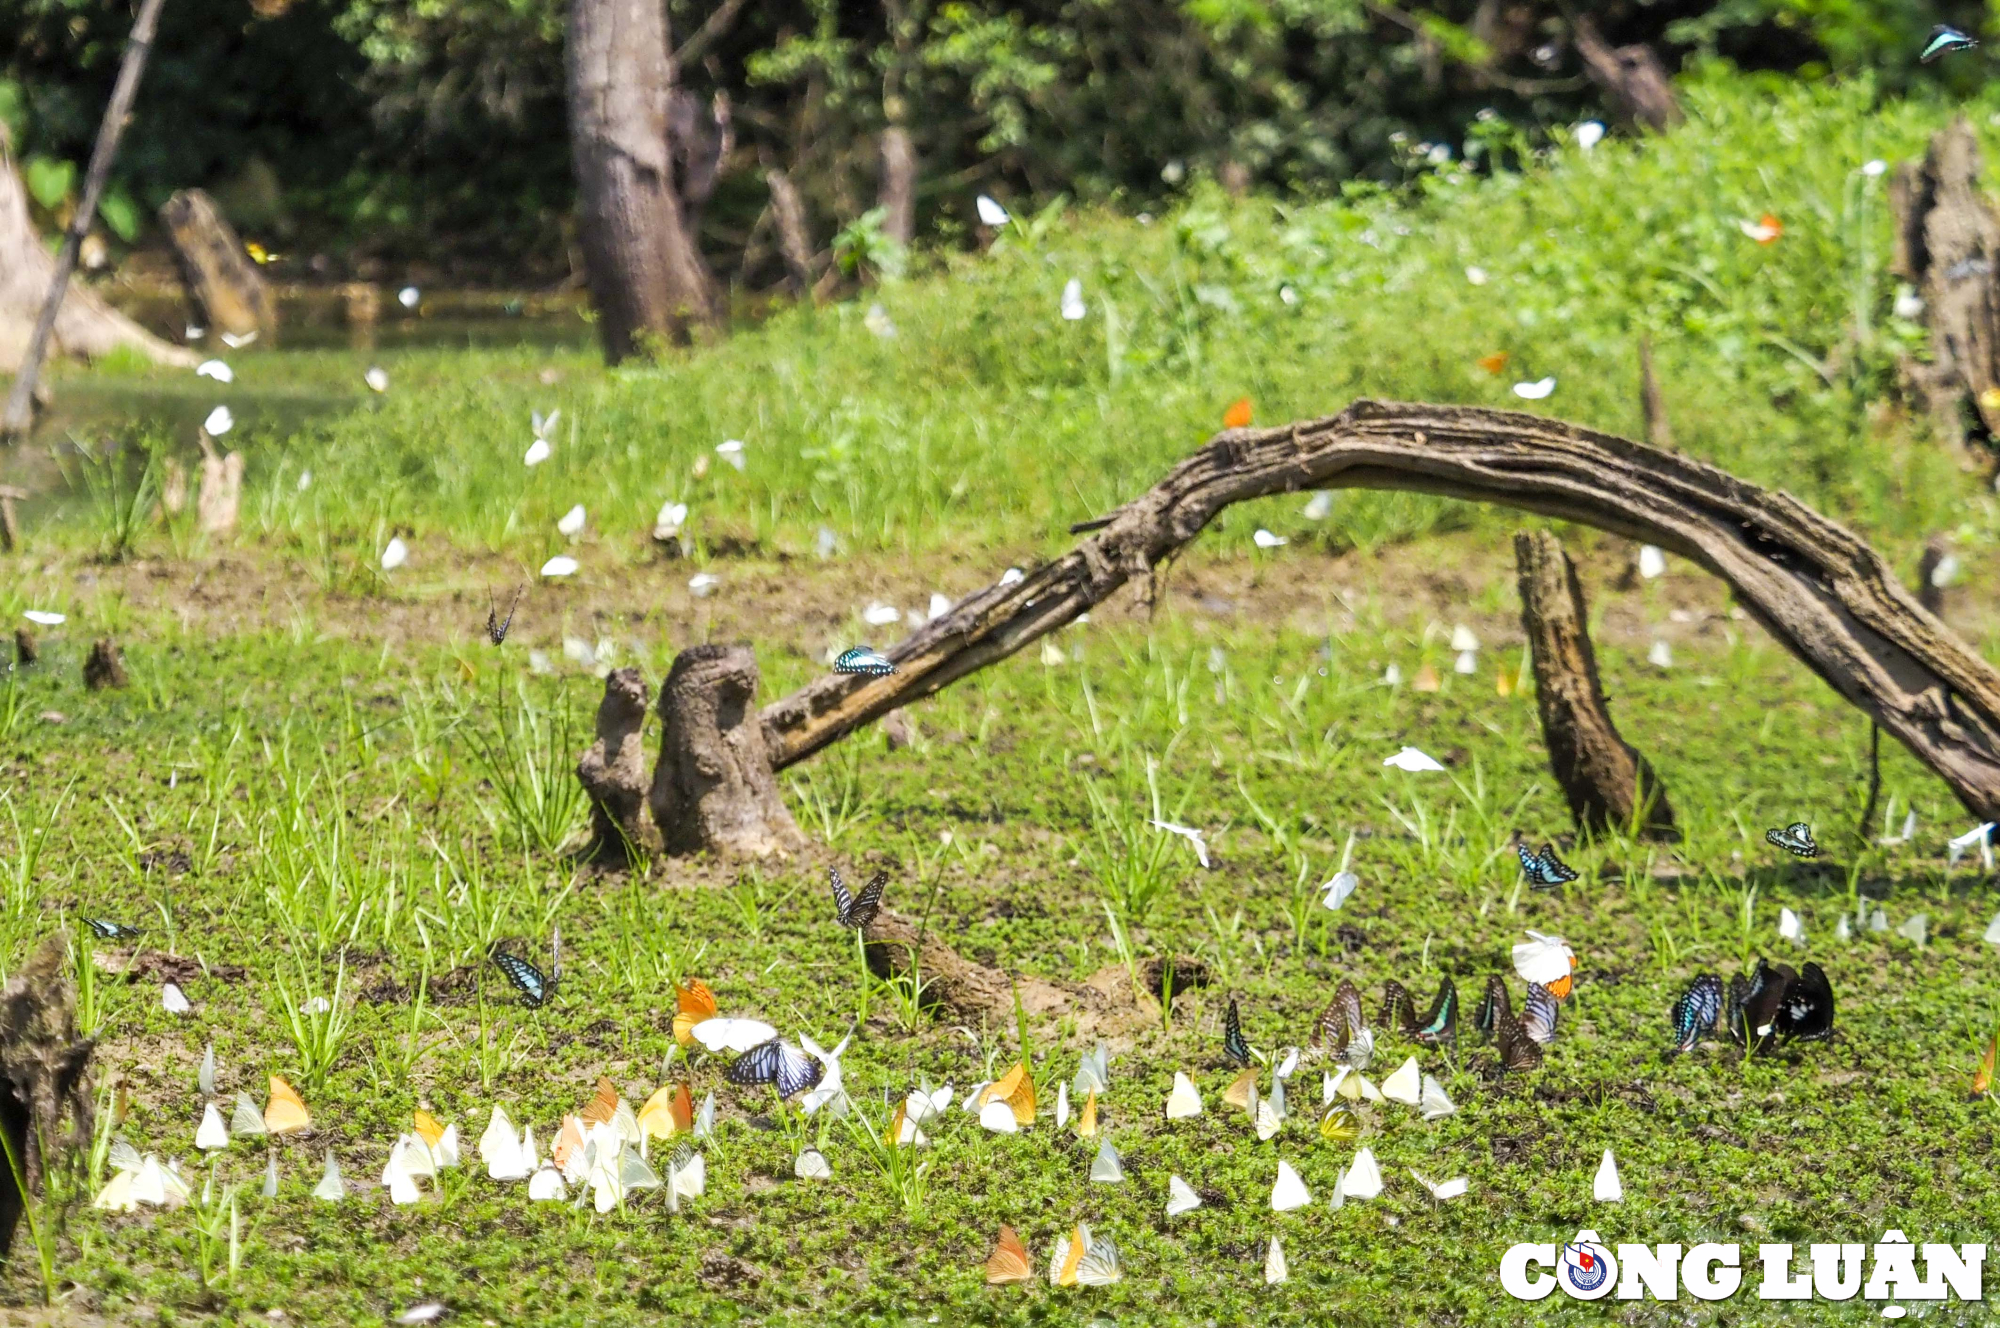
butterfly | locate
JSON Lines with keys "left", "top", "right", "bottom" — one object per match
{"left": 265, "top": 1075, "right": 312, "bottom": 1134}
{"left": 1222, "top": 397, "right": 1254, "bottom": 429}
{"left": 638, "top": 1083, "right": 694, "bottom": 1139}
{"left": 830, "top": 867, "right": 888, "bottom": 929}
{"left": 1727, "top": 958, "right": 1794, "bottom": 1053}
{"left": 85, "top": 919, "right": 142, "bottom": 940}
{"left": 1511, "top": 929, "right": 1577, "bottom": 1000}
{"left": 833, "top": 646, "right": 895, "bottom": 677}
{"left": 1975, "top": 1028, "right": 1998, "bottom": 1096}
{"left": 1765, "top": 822, "right": 1819, "bottom": 858}
{"left": 725, "top": 1038, "right": 823, "bottom": 1099}
{"left": 1310, "top": 980, "right": 1373, "bottom": 1068}
{"left": 1380, "top": 976, "right": 1458, "bottom": 1047}
{"left": 1477, "top": 975, "right": 1548, "bottom": 1072}
{"left": 491, "top": 947, "right": 555, "bottom": 1007}
{"left": 978, "top": 1062, "right": 1037, "bottom": 1128}
{"left": 1668, "top": 973, "right": 1723, "bottom": 1054}
{"left": 1775, "top": 961, "right": 1835, "bottom": 1043}
{"left": 1921, "top": 24, "right": 1978, "bottom": 62}
{"left": 1223, "top": 998, "right": 1252, "bottom": 1066}
{"left": 986, "top": 1225, "right": 1034, "bottom": 1285}
{"left": 1517, "top": 841, "right": 1578, "bottom": 888}
{"left": 485, "top": 588, "right": 521, "bottom": 646}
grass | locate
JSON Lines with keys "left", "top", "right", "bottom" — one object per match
{"left": 0, "top": 70, "right": 1998, "bottom": 1327}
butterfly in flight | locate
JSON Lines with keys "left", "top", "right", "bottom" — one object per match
{"left": 1921, "top": 24, "right": 1978, "bottom": 62}
{"left": 830, "top": 867, "right": 888, "bottom": 929}
{"left": 485, "top": 587, "right": 522, "bottom": 646}
{"left": 85, "top": 919, "right": 142, "bottom": 940}
{"left": 833, "top": 646, "right": 895, "bottom": 677}
{"left": 1380, "top": 976, "right": 1458, "bottom": 1047}
{"left": 1222, "top": 999, "right": 1252, "bottom": 1066}
{"left": 1765, "top": 822, "right": 1819, "bottom": 858}
{"left": 725, "top": 1038, "right": 824, "bottom": 1099}
{"left": 1517, "top": 841, "right": 1578, "bottom": 888}
{"left": 1667, "top": 973, "right": 1723, "bottom": 1054}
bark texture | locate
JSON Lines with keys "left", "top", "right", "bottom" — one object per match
{"left": 1573, "top": 19, "right": 1682, "bottom": 132}
{"left": 764, "top": 168, "right": 815, "bottom": 297}
{"left": 1515, "top": 529, "right": 1676, "bottom": 838}
{"left": 159, "top": 189, "right": 273, "bottom": 342}
{"left": 0, "top": 936, "right": 94, "bottom": 1258}
{"left": 578, "top": 666, "right": 654, "bottom": 860}
{"left": 759, "top": 398, "right": 2000, "bottom": 822}
{"left": 1890, "top": 119, "right": 2000, "bottom": 451}
{"left": 877, "top": 127, "right": 916, "bottom": 247}
{"left": 648, "top": 645, "right": 804, "bottom": 856}
{"left": 566, "top": 0, "right": 716, "bottom": 361}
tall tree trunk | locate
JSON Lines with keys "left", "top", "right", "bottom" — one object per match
{"left": 566, "top": 0, "right": 717, "bottom": 361}
{"left": 878, "top": 127, "right": 916, "bottom": 247}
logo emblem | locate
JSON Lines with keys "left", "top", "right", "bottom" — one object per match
{"left": 1557, "top": 1230, "right": 1618, "bottom": 1300}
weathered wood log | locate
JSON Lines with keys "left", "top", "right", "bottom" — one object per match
{"left": 578, "top": 666, "right": 654, "bottom": 861}
{"left": 0, "top": 936, "right": 95, "bottom": 1258}
{"left": 1515, "top": 529, "right": 1676, "bottom": 838}
{"left": 760, "top": 398, "right": 2000, "bottom": 822}
{"left": 1890, "top": 119, "right": 2000, "bottom": 457}
{"left": 83, "top": 638, "right": 127, "bottom": 691}
{"left": 158, "top": 189, "right": 274, "bottom": 342}
{"left": 764, "top": 168, "right": 816, "bottom": 298}
{"left": 1573, "top": 18, "right": 1682, "bottom": 133}
{"left": 649, "top": 644, "right": 804, "bottom": 856}
{"left": 1639, "top": 335, "right": 1674, "bottom": 451}
{"left": 877, "top": 127, "right": 916, "bottom": 248}
{"left": 862, "top": 906, "right": 1071, "bottom": 1022}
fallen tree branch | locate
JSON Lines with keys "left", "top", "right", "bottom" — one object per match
{"left": 761, "top": 398, "right": 2000, "bottom": 820}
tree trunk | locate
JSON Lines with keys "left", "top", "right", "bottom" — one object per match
{"left": 158, "top": 189, "right": 274, "bottom": 342}
{"left": 757, "top": 398, "right": 2000, "bottom": 823}
{"left": 877, "top": 127, "right": 916, "bottom": 247}
{"left": 0, "top": 130, "right": 194, "bottom": 377}
{"left": 764, "top": 168, "right": 815, "bottom": 297}
{"left": 578, "top": 666, "right": 654, "bottom": 862}
{"left": 648, "top": 644, "right": 804, "bottom": 857}
{"left": 1889, "top": 119, "right": 2000, "bottom": 457}
{"left": 1515, "top": 529, "right": 1677, "bottom": 838}
{"left": 0, "top": 935, "right": 94, "bottom": 1258}
{"left": 1573, "top": 18, "right": 1682, "bottom": 133}
{"left": 566, "top": 0, "right": 717, "bottom": 361}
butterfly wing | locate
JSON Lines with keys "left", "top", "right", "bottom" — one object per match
{"left": 1537, "top": 844, "right": 1579, "bottom": 884}
{"left": 1223, "top": 999, "right": 1252, "bottom": 1066}
{"left": 1415, "top": 977, "right": 1458, "bottom": 1046}
{"left": 1074, "top": 1235, "right": 1122, "bottom": 1286}
{"left": 1669, "top": 974, "right": 1723, "bottom": 1053}
{"left": 1520, "top": 983, "right": 1559, "bottom": 1046}
{"left": 830, "top": 867, "right": 855, "bottom": 926}
{"left": 986, "top": 1226, "right": 1033, "bottom": 1285}
{"left": 735, "top": 1040, "right": 821, "bottom": 1099}
{"left": 1495, "top": 1018, "right": 1544, "bottom": 1072}
{"left": 1777, "top": 962, "right": 1834, "bottom": 1042}
{"left": 848, "top": 871, "right": 888, "bottom": 928}
{"left": 1378, "top": 980, "right": 1416, "bottom": 1035}
{"left": 491, "top": 951, "right": 548, "bottom": 1006}
{"left": 1476, "top": 974, "right": 1511, "bottom": 1038}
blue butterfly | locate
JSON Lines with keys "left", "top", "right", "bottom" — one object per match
{"left": 833, "top": 646, "right": 895, "bottom": 677}
{"left": 1668, "top": 973, "right": 1722, "bottom": 1054}
{"left": 85, "top": 919, "right": 142, "bottom": 940}
{"left": 1517, "top": 842, "right": 1578, "bottom": 888}
{"left": 491, "top": 948, "right": 556, "bottom": 1007}
{"left": 1765, "top": 822, "right": 1819, "bottom": 858}
{"left": 1921, "top": 24, "right": 1978, "bottom": 62}
{"left": 725, "top": 1038, "right": 823, "bottom": 1098}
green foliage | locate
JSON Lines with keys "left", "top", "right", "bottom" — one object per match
{"left": 21, "top": 153, "right": 71, "bottom": 211}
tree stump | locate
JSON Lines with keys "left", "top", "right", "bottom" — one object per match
{"left": 577, "top": 666, "right": 654, "bottom": 861}
{"left": 877, "top": 127, "right": 916, "bottom": 248}
{"left": 1574, "top": 18, "right": 1682, "bottom": 133}
{"left": 83, "top": 638, "right": 127, "bottom": 691}
{"left": 1890, "top": 119, "right": 2000, "bottom": 460}
{"left": 1515, "top": 529, "right": 1676, "bottom": 839}
{"left": 648, "top": 645, "right": 804, "bottom": 857}
{"left": 158, "top": 189, "right": 274, "bottom": 343}
{"left": 0, "top": 936, "right": 95, "bottom": 1259}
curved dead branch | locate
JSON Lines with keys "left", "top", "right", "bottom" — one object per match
{"left": 761, "top": 398, "right": 2000, "bottom": 819}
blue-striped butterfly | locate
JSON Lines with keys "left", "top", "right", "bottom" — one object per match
{"left": 1380, "top": 977, "right": 1457, "bottom": 1047}
{"left": 1310, "top": 980, "right": 1373, "bottom": 1068}
{"left": 1222, "top": 999, "right": 1252, "bottom": 1066}
{"left": 85, "top": 919, "right": 142, "bottom": 940}
{"left": 492, "top": 934, "right": 559, "bottom": 1007}
{"left": 725, "top": 1038, "right": 823, "bottom": 1098}
{"left": 1765, "top": 822, "right": 1819, "bottom": 858}
{"left": 1921, "top": 24, "right": 1977, "bottom": 62}
{"left": 830, "top": 867, "right": 888, "bottom": 929}
{"left": 1517, "top": 842, "right": 1578, "bottom": 888}
{"left": 833, "top": 646, "right": 895, "bottom": 677}
{"left": 1668, "top": 973, "right": 1722, "bottom": 1054}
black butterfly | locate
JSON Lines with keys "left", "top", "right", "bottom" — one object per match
{"left": 485, "top": 588, "right": 522, "bottom": 646}
{"left": 1477, "top": 974, "right": 1550, "bottom": 1071}
{"left": 1765, "top": 822, "right": 1819, "bottom": 858}
{"left": 1517, "top": 841, "right": 1578, "bottom": 888}
{"left": 1668, "top": 973, "right": 1723, "bottom": 1054}
{"left": 1310, "top": 980, "right": 1373, "bottom": 1067}
{"left": 830, "top": 867, "right": 888, "bottom": 929}
{"left": 1223, "top": 998, "right": 1252, "bottom": 1066}
{"left": 1520, "top": 982, "right": 1559, "bottom": 1047}
{"left": 1727, "top": 958, "right": 1792, "bottom": 1053}
{"left": 491, "top": 946, "right": 556, "bottom": 1008}
{"left": 725, "top": 1038, "right": 823, "bottom": 1098}
{"left": 1380, "top": 977, "right": 1458, "bottom": 1047}
{"left": 85, "top": 919, "right": 142, "bottom": 940}
{"left": 1921, "top": 23, "right": 1978, "bottom": 62}
{"left": 1776, "top": 961, "right": 1835, "bottom": 1043}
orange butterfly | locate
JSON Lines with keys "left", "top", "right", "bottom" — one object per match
{"left": 1477, "top": 351, "right": 1510, "bottom": 376}
{"left": 638, "top": 1084, "right": 693, "bottom": 1139}
{"left": 986, "top": 1225, "right": 1033, "bottom": 1285}
{"left": 673, "top": 979, "right": 719, "bottom": 1047}
{"left": 265, "top": 1075, "right": 311, "bottom": 1135}
{"left": 413, "top": 1109, "right": 445, "bottom": 1149}
{"left": 1223, "top": 1067, "right": 1257, "bottom": 1111}
{"left": 1073, "top": 1090, "right": 1099, "bottom": 1139}
{"left": 1976, "top": 1029, "right": 1997, "bottom": 1096}
{"left": 1222, "top": 397, "right": 1254, "bottom": 429}
{"left": 1742, "top": 212, "right": 1782, "bottom": 245}
{"left": 1054, "top": 1225, "right": 1087, "bottom": 1286}
{"left": 980, "top": 1062, "right": 1036, "bottom": 1126}
{"left": 1412, "top": 662, "right": 1442, "bottom": 693}
{"left": 580, "top": 1076, "right": 619, "bottom": 1126}
{"left": 551, "top": 1115, "right": 584, "bottom": 1168}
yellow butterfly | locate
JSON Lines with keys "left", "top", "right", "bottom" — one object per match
{"left": 414, "top": 1109, "right": 445, "bottom": 1149}
{"left": 980, "top": 1062, "right": 1036, "bottom": 1126}
{"left": 672, "top": 979, "right": 718, "bottom": 1047}
{"left": 985, "top": 1225, "right": 1033, "bottom": 1286}
{"left": 265, "top": 1075, "right": 311, "bottom": 1135}
{"left": 638, "top": 1084, "right": 693, "bottom": 1139}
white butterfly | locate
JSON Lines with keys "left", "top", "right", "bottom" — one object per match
{"left": 380, "top": 1141, "right": 422, "bottom": 1205}
{"left": 1382, "top": 746, "right": 1445, "bottom": 773}
{"left": 312, "top": 1150, "right": 345, "bottom": 1201}
{"left": 688, "top": 572, "right": 719, "bottom": 598}
{"left": 1411, "top": 1169, "right": 1468, "bottom": 1201}
{"left": 381, "top": 537, "right": 409, "bottom": 571}
{"left": 195, "top": 1102, "right": 228, "bottom": 1151}
{"left": 716, "top": 439, "right": 746, "bottom": 472}
{"left": 481, "top": 1106, "right": 529, "bottom": 1180}
{"left": 203, "top": 405, "right": 234, "bottom": 436}
{"left": 196, "top": 360, "right": 233, "bottom": 383}
{"left": 1166, "top": 1174, "right": 1202, "bottom": 1216}
{"left": 1165, "top": 1071, "right": 1202, "bottom": 1119}
{"left": 1419, "top": 1075, "right": 1456, "bottom": 1121}
{"left": 654, "top": 501, "right": 688, "bottom": 540}
{"left": 261, "top": 1154, "right": 278, "bottom": 1198}
{"left": 220, "top": 330, "right": 257, "bottom": 348}
{"left": 1059, "top": 278, "right": 1086, "bottom": 322}
{"left": 1265, "top": 1235, "right": 1289, "bottom": 1285}
{"left": 693, "top": 1017, "right": 779, "bottom": 1054}
{"left": 1638, "top": 545, "right": 1666, "bottom": 579}
{"left": 799, "top": 1034, "right": 851, "bottom": 1118}
{"left": 1738, "top": 217, "right": 1780, "bottom": 243}
{"left": 863, "top": 602, "right": 902, "bottom": 627}
{"left": 198, "top": 1044, "right": 215, "bottom": 1097}
{"left": 863, "top": 303, "right": 897, "bottom": 339}
{"left": 1648, "top": 640, "right": 1674, "bottom": 669}
{"left": 1948, "top": 822, "right": 1995, "bottom": 869}
{"left": 1342, "top": 1147, "right": 1383, "bottom": 1200}
{"left": 794, "top": 1148, "right": 831, "bottom": 1180}
{"left": 557, "top": 505, "right": 586, "bottom": 537}
{"left": 1984, "top": 911, "right": 2000, "bottom": 945}
{"left": 1089, "top": 1139, "right": 1124, "bottom": 1183}
{"left": 1073, "top": 1044, "right": 1110, "bottom": 1096}
{"left": 979, "top": 1099, "right": 1019, "bottom": 1134}
{"left": 975, "top": 194, "right": 1010, "bottom": 227}
{"left": 162, "top": 983, "right": 191, "bottom": 1014}
{"left": 523, "top": 439, "right": 552, "bottom": 467}
{"left": 1594, "top": 1149, "right": 1623, "bottom": 1202}
{"left": 1512, "top": 929, "right": 1575, "bottom": 989}
{"left": 364, "top": 366, "right": 389, "bottom": 393}
{"left": 21, "top": 610, "right": 64, "bottom": 626}
{"left": 1898, "top": 913, "right": 1929, "bottom": 946}
{"left": 1380, "top": 1057, "right": 1422, "bottom": 1106}
{"left": 1778, "top": 907, "right": 1805, "bottom": 945}
{"left": 1271, "top": 1159, "right": 1311, "bottom": 1212}
{"left": 528, "top": 1161, "right": 567, "bottom": 1202}
{"left": 1252, "top": 1087, "right": 1282, "bottom": 1142}
{"left": 231, "top": 1093, "right": 266, "bottom": 1138}
{"left": 1054, "top": 1080, "right": 1070, "bottom": 1130}
{"left": 1253, "top": 529, "right": 1288, "bottom": 549}
{"left": 1148, "top": 820, "right": 1210, "bottom": 868}
{"left": 1512, "top": 377, "right": 1556, "bottom": 400}
{"left": 540, "top": 555, "right": 578, "bottom": 578}
{"left": 532, "top": 409, "right": 560, "bottom": 440}
{"left": 398, "top": 286, "right": 420, "bottom": 309}
{"left": 1302, "top": 492, "right": 1333, "bottom": 520}
{"left": 1574, "top": 120, "right": 1605, "bottom": 151}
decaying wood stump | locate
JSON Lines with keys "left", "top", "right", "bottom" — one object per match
{"left": 878, "top": 127, "right": 916, "bottom": 248}
{"left": 578, "top": 666, "right": 653, "bottom": 860}
{"left": 1515, "top": 530, "right": 1677, "bottom": 839}
{"left": 1574, "top": 18, "right": 1682, "bottom": 133}
{"left": 648, "top": 645, "right": 805, "bottom": 857}
{"left": 196, "top": 434, "right": 242, "bottom": 537}
{"left": 158, "top": 189, "right": 274, "bottom": 342}
{"left": 0, "top": 936, "right": 95, "bottom": 1258}
{"left": 83, "top": 638, "right": 127, "bottom": 690}
{"left": 862, "top": 906, "right": 1071, "bottom": 1022}
{"left": 1891, "top": 119, "right": 2000, "bottom": 458}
